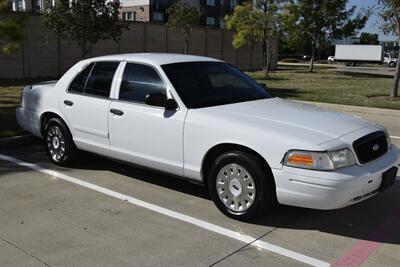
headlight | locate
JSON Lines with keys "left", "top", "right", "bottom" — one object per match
{"left": 283, "top": 148, "right": 356, "bottom": 171}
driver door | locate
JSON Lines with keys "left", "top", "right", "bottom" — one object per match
{"left": 108, "top": 62, "right": 186, "bottom": 176}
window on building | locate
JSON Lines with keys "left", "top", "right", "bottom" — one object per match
{"left": 220, "top": 0, "right": 224, "bottom": 5}
{"left": 16, "top": 0, "right": 24, "bottom": 11}
{"left": 206, "top": 0, "right": 215, "bottom": 6}
{"left": 219, "top": 18, "right": 224, "bottom": 29}
{"left": 119, "top": 63, "right": 165, "bottom": 104}
{"left": 123, "top": 12, "right": 135, "bottom": 21}
{"left": 32, "top": 0, "right": 41, "bottom": 12}
{"left": 153, "top": 12, "right": 164, "bottom": 21}
{"left": 230, "top": 0, "right": 237, "bottom": 9}
{"left": 206, "top": 17, "right": 215, "bottom": 26}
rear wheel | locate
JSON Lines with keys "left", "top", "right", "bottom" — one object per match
{"left": 44, "top": 118, "right": 78, "bottom": 166}
{"left": 208, "top": 151, "right": 276, "bottom": 221}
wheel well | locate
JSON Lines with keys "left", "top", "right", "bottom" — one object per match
{"left": 201, "top": 143, "right": 274, "bottom": 184}
{"left": 40, "top": 112, "right": 64, "bottom": 135}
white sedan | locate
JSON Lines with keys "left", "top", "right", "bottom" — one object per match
{"left": 17, "top": 53, "right": 400, "bottom": 220}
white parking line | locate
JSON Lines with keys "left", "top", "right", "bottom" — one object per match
{"left": 0, "top": 154, "right": 330, "bottom": 267}
{"left": 391, "top": 136, "right": 400, "bottom": 140}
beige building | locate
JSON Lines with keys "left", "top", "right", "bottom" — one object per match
{"left": 119, "top": 0, "right": 151, "bottom": 22}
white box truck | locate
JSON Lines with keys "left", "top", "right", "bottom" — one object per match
{"left": 334, "top": 44, "right": 397, "bottom": 67}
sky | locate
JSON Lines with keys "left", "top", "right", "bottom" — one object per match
{"left": 349, "top": 0, "right": 395, "bottom": 41}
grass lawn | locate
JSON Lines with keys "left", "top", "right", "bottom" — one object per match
{"left": 248, "top": 65, "right": 400, "bottom": 110}
{"left": 0, "top": 79, "right": 50, "bottom": 138}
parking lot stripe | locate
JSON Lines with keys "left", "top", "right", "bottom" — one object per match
{"left": 0, "top": 154, "right": 330, "bottom": 267}
{"left": 390, "top": 135, "right": 400, "bottom": 140}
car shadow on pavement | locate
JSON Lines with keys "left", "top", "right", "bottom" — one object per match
{"left": 2, "top": 145, "right": 400, "bottom": 245}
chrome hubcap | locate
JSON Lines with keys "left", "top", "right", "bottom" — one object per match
{"left": 216, "top": 164, "right": 256, "bottom": 212}
{"left": 46, "top": 126, "right": 65, "bottom": 162}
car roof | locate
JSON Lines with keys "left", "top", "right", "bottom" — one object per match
{"left": 86, "top": 53, "right": 222, "bottom": 66}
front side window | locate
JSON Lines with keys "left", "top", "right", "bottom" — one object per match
{"left": 68, "top": 63, "right": 94, "bottom": 94}
{"left": 162, "top": 62, "right": 271, "bottom": 108}
{"left": 84, "top": 62, "right": 120, "bottom": 97}
{"left": 119, "top": 63, "right": 165, "bottom": 104}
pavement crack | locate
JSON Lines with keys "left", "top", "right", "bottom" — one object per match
{"left": 0, "top": 235, "right": 52, "bottom": 267}
{"left": 209, "top": 226, "right": 279, "bottom": 267}
{"left": 209, "top": 211, "right": 304, "bottom": 266}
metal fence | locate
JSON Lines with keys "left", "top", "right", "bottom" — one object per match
{"left": 0, "top": 13, "right": 278, "bottom": 79}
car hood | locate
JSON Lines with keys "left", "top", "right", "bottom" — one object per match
{"left": 201, "top": 98, "right": 372, "bottom": 145}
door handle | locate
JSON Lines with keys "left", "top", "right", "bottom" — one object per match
{"left": 64, "top": 100, "right": 74, "bottom": 106}
{"left": 110, "top": 108, "right": 124, "bottom": 116}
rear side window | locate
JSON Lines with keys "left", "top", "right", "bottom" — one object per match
{"left": 119, "top": 63, "right": 165, "bottom": 103}
{"left": 68, "top": 63, "right": 94, "bottom": 93}
{"left": 84, "top": 62, "right": 120, "bottom": 97}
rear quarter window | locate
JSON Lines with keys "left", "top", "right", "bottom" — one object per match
{"left": 68, "top": 63, "right": 94, "bottom": 93}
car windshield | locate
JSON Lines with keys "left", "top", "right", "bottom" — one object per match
{"left": 161, "top": 61, "right": 272, "bottom": 108}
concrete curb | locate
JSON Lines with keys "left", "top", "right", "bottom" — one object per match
{"left": 0, "top": 135, "right": 41, "bottom": 150}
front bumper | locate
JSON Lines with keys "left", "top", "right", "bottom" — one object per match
{"left": 273, "top": 145, "right": 400, "bottom": 210}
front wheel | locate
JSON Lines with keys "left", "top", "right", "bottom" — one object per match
{"left": 208, "top": 151, "right": 276, "bottom": 221}
{"left": 389, "top": 61, "right": 396, "bottom": 68}
{"left": 44, "top": 118, "right": 78, "bottom": 166}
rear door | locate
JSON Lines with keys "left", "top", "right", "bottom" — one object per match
{"left": 60, "top": 61, "right": 120, "bottom": 154}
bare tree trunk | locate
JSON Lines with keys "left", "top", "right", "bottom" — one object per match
{"left": 250, "top": 45, "right": 254, "bottom": 72}
{"left": 391, "top": 34, "right": 400, "bottom": 98}
{"left": 263, "top": 38, "right": 268, "bottom": 78}
{"left": 184, "top": 33, "right": 189, "bottom": 54}
{"left": 309, "top": 43, "right": 315, "bottom": 72}
{"left": 262, "top": 22, "right": 268, "bottom": 77}
{"left": 267, "top": 43, "right": 275, "bottom": 72}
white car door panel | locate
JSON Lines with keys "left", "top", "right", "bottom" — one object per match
{"left": 59, "top": 61, "right": 120, "bottom": 154}
{"left": 109, "top": 102, "right": 185, "bottom": 175}
{"left": 109, "top": 62, "right": 185, "bottom": 175}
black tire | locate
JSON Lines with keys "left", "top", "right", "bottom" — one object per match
{"left": 389, "top": 61, "right": 396, "bottom": 68}
{"left": 207, "top": 151, "right": 276, "bottom": 221}
{"left": 43, "top": 117, "right": 78, "bottom": 166}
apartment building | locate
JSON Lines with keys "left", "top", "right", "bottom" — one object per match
{"left": 120, "top": 0, "right": 241, "bottom": 28}
{"left": 8, "top": 0, "right": 241, "bottom": 28}
{"left": 9, "top": 0, "right": 55, "bottom": 12}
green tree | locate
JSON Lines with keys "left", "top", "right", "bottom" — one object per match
{"left": 225, "top": 3, "right": 264, "bottom": 71}
{"left": 379, "top": 0, "right": 400, "bottom": 98}
{"left": 282, "top": 0, "right": 369, "bottom": 72}
{"left": 42, "top": 0, "right": 127, "bottom": 59}
{"left": 0, "top": 0, "right": 25, "bottom": 54}
{"left": 254, "top": 0, "right": 281, "bottom": 77}
{"left": 166, "top": 0, "right": 203, "bottom": 54}
{"left": 359, "top": 32, "right": 379, "bottom": 45}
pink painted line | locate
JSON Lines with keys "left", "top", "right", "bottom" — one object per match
{"left": 332, "top": 209, "right": 400, "bottom": 267}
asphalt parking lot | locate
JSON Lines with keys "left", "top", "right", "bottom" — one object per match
{"left": 1, "top": 104, "right": 399, "bottom": 267}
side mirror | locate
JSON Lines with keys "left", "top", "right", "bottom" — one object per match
{"left": 258, "top": 82, "right": 267, "bottom": 89}
{"left": 145, "top": 92, "right": 178, "bottom": 110}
